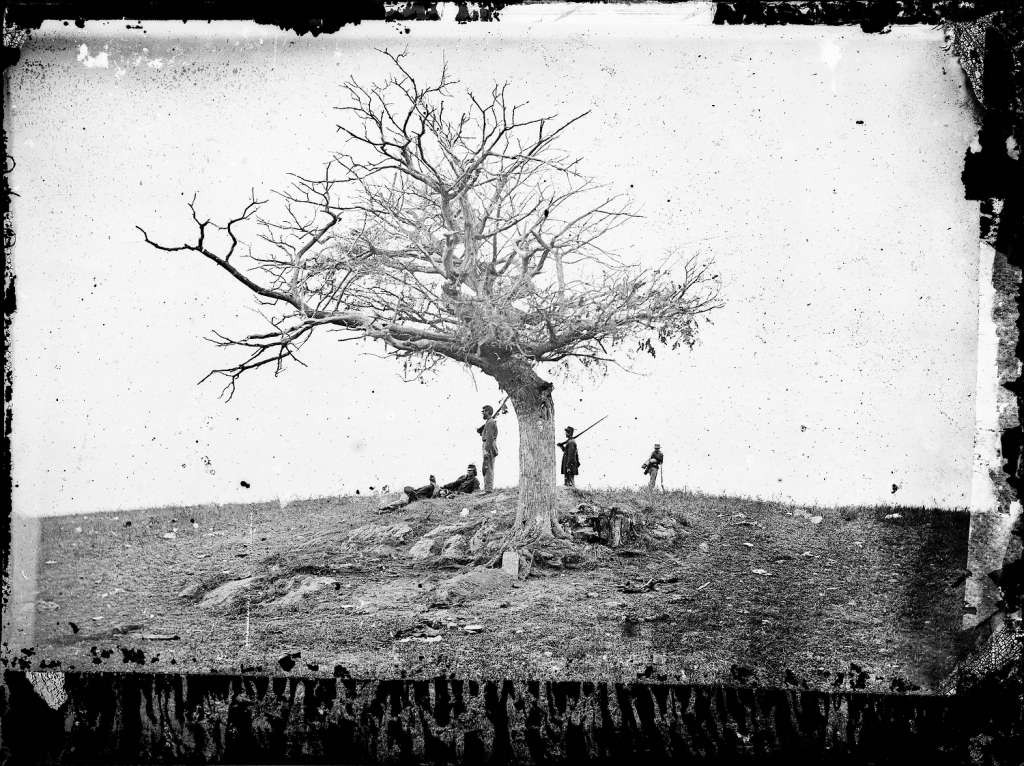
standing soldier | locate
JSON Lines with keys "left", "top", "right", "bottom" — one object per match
{"left": 477, "top": 404, "right": 498, "bottom": 493}
{"left": 643, "top": 443, "right": 664, "bottom": 494}
{"left": 558, "top": 426, "right": 580, "bottom": 487}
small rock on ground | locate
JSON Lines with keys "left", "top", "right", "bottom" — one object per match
{"left": 432, "top": 567, "right": 514, "bottom": 605}
{"left": 409, "top": 537, "right": 439, "bottom": 560}
{"left": 348, "top": 523, "right": 414, "bottom": 545}
{"left": 198, "top": 577, "right": 258, "bottom": 609}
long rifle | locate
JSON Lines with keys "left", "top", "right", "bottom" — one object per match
{"left": 478, "top": 392, "right": 512, "bottom": 435}
{"left": 491, "top": 392, "right": 512, "bottom": 418}
{"left": 557, "top": 415, "right": 608, "bottom": 447}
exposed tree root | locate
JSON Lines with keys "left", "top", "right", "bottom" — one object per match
{"left": 478, "top": 520, "right": 589, "bottom": 573}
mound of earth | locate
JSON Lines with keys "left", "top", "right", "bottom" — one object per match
{"left": 174, "top": 490, "right": 675, "bottom": 610}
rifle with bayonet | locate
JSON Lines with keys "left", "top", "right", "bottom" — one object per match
{"left": 557, "top": 415, "right": 608, "bottom": 448}
{"left": 477, "top": 392, "right": 511, "bottom": 435}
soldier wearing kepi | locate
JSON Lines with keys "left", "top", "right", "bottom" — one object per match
{"left": 441, "top": 464, "right": 481, "bottom": 496}
{"left": 643, "top": 443, "right": 664, "bottom": 493}
{"left": 558, "top": 426, "right": 580, "bottom": 488}
{"left": 477, "top": 404, "right": 499, "bottom": 494}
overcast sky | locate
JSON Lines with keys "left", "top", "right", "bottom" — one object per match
{"left": 6, "top": 5, "right": 982, "bottom": 516}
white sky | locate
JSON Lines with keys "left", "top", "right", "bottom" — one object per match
{"left": 6, "top": 5, "right": 982, "bottom": 515}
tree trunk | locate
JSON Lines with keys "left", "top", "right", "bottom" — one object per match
{"left": 491, "top": 362, "right": 564, "bottom": 538}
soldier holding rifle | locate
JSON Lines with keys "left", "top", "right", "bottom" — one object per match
{"left": 558, "top": 427, "right": 580, "bottom": 487}
{"left": 556, "top": 415, "right": 607, "bottom": 488}
{"left": 643, "top": 443, "right": 664, "bottom": 493}
{"left": 476, "top": 394, "right": 509, "bottom": 494}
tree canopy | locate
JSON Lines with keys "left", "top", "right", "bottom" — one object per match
{"left": 138, "top": 51, "right": 722, "bottom": 398}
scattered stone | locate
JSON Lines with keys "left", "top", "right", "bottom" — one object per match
{"left": 884, "top": 513, "right": 903, "bottom": 521}
{"left": 397, "top": 635, "right": 442, "bottom": 644}
{"left": 463, "top": 624, "right": 484, "bottom": 633}
{"left": 177, "top": 582, "right": 205, "bottom": 599}
{"left": 393, "top": 624, "right": 442, "bottom": 640}
{"left": 459, "top": 508, "right": 470, "bottom": 517}
{"left": 620, "top": 579, "right": 656, "bottom": 594}
{"left": 650, "top": 525, "right": 676, "bottom": 540}
{"left": 111, "top": 623, "right": 146, "bottom": 635}
{"left": 44, "top": 560, "right": 57, "bottom": 565}
{"left": 73, "top": 527, "right": 82, "bottom": 534}
{"left": 197, "top": 577, "right": 257, "bottom": 609}
{"left": 36, "top": 601, "right": 60, "bottom": 611}
{"left": 408, "top": 537, "right": 439, "bottom": 560}
{"left": 270, "top": 575, "right": 336, "bottom": 607}
{"left": 742, "top": 542, "right": 754, "bottom": 548}
{"left": 162, "top": 532, "right": 177, "bottom": 540}
{"left": 439, "top": 534, "right": 471, "bottom": 563}
{"left": 432, "top": 567, "right": 514, "bottom": 606}
{"left": 423, "top": 521, "right": 482, "bottom": 539}
{"left": 751, "top": 569, "right": 772, "bottom": 576}
{"left": 810, "top": 516, "right": 824, "bottom": 525}
{"left": 348, "top": 523, "right": 414, "bottom": 545}
{"left": 698, "top": 542, "right": 710, "bottom": 553}
{"left": 468, "top": 524, "right": 490, "bottom": 554}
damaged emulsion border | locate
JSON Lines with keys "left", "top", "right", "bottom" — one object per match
{"left": 1, "top": 1, "right": 1022, "bottom": 762}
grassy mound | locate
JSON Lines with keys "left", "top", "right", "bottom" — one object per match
{"left": 21, "top": 488, "right": 970, "bottom": 690}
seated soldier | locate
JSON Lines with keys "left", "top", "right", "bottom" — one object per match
{"left": 378, "top": 475, "right": 438, "bottom": 512}
{"left": 439, "top": 464, "right": 480, "bottom": 496}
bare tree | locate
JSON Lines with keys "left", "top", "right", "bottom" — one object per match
{"left": 138, "top": 51, "right": 722, "bottom": 543}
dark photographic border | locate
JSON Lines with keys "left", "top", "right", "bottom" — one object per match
{"left": 2, "top": 1, "right": 1022, "bottom": 762}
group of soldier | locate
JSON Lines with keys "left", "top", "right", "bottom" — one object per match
{"left": 378, "top": 402, "right": 665, "bottom": 512}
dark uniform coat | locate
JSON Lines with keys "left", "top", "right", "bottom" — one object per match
{"left": 404, "top": 481, "right": 437, "bottom": 503}
{"left": 645, "top": 448, "right": 664, "bottom": 472}
{"left": 443, "top": 473, "right": 480, "bottom": 494}
{"left": 559, "top": 439, "right": 580, "bottom": 476}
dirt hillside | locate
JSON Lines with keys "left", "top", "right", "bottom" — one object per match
{"left": 10, "top": 488, "right": 969, "bottom": 692}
